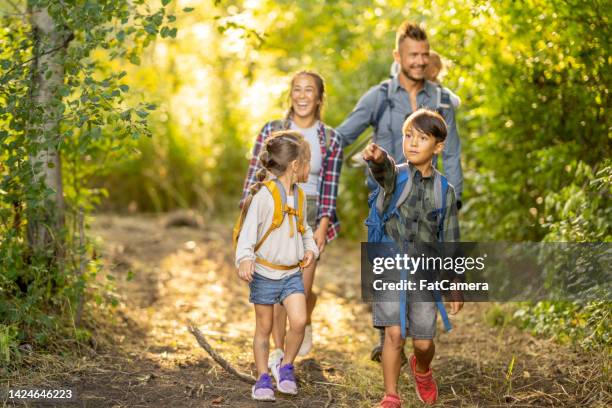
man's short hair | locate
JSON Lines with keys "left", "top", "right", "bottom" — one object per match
{"left": 396, "top": 21, "right": 428, "bottom": 50}
{"left": 403, "top": 108, "right": 447, "bottom": 142}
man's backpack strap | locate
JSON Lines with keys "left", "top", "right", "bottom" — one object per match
{"left": 435, "top": 86, "right": 452, "bottom": 113}
{"left": 370, "top": 79, "right": 394, "bottom": 136}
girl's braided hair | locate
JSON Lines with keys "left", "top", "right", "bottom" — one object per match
{"left": 243, "top": 130, "right": 309, "bottom": 212}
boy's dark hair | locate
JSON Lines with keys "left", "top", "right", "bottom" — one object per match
{"left": 402, "top": 108, "right": 447, "bottom": 142}
{"left": 396, "top": 21, "right": 428, "bottom": 50}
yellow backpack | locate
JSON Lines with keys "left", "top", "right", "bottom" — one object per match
{"left": 233, "top": 179, "right": 306, "bottom": 270}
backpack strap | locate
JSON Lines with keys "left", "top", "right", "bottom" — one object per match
{"left": 370, "top": 80, "right": 393, "bottom": 136}
{"left": 255, "top": 181, "right": 306, "bottom": 270}
{"left": 375, "top": 164, "right": 412, "bottom": 216}
{"left": 433, "top": 170, "right": 449, "bottom": 241}
{"left": 320, "top": 124, "right": 332, "bottom": 151}
{"left": 232, "top": 201, "right": 250, "bottom": 250}
{"left": 435, "top": 85, "right": 452, "bottom": 114}
{"left": 254, "top": 180, "right": 286, "bottom": 252}
{"left": 269, "top": 119, "right": 290, "bottom": 132}
{"left": 295, "top": 185, "right": 306, "bottom": 235}
{"left": 432, "top": 170, "right": 452, "bottom": 332}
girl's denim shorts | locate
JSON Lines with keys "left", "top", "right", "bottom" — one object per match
{"left": 249, "top": 271, "right": 305, "bottom": 305}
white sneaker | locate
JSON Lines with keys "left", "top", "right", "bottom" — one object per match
{"left": 268, "top": 348, "right": 284, "bottom": 370}
{"left": 297, "top": 325, "right": 312, "bottom": 356}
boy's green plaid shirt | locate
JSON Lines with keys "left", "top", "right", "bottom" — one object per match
{"left": 367, "top": 152, "right": 460, "bottom": 246}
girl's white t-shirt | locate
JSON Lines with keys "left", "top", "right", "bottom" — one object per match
{"left": 235, "top": 188, "right": 319, "bottom": 279}
{"left": 291, "top": 121, "right": 322, "bottom": 197}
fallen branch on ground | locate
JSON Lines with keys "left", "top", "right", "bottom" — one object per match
{"left": 325, "top": 388, "right": 334, "bottom": 407}
{"left": 187, "top": 321, "right": 256, "bottom": 384}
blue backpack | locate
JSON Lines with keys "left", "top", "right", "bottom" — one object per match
{"left": 365, "top": 164, "right": 452, "bottom": 338}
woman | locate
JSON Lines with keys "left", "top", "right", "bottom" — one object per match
{"left": 240, "top": 70, "right": 343, "bottom": 365}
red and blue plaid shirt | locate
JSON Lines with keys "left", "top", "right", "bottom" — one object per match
{"left": 239, "top": 119, "right": 343, "bottom": 242}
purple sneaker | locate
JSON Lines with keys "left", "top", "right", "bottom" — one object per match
{"left": 251, "top": 373, "right": 275, "bottom": 401}
{"left": 272, "top": 363, "right": 298, "bottom": 395}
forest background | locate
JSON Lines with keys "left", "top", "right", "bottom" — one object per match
{"left": 0, "top": 0, "right": 609, "bottom": 370}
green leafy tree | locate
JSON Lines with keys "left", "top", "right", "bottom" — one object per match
{"left": 0, "top": 0, "right": 179, "bottom": 360}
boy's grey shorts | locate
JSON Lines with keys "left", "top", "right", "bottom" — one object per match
{"left": 372, "top": 300, "right": 438, "bottom": 340}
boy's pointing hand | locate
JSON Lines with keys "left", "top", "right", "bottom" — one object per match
{"left": 362, "top": 143, "right": 386, "bottom": 164}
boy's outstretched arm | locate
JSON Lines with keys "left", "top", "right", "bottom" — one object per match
{"left": 363, "top": 143, "right": 398, "bottom": 196}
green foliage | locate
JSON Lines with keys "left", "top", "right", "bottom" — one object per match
{"left": 0, "top": 0, "right": 177, "bottom": 362}
{"left": 0, "top": 324, "right": 21, "bottom": 367}
{"left": 2, "top": 0, "right": 609, "bottom": 360}
{"left": 514, "top": 301, "right": 611, "bottom": 350}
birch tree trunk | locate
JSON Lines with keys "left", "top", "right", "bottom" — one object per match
{"left": 26, "top": 5, "right": 68, "bottom": 258}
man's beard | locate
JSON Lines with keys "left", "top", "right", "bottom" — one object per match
{"left": 401, "top": 66, "right": 426, "bottom": 82}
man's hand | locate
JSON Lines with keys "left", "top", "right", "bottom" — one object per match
{"left": 447, "top": 290, "right": 464, "bottom": 314}
{"left": 302, "top": 250, "right": 315, "bottom": 269}
{"left": 449, "top": 300, "right": 464, "bottom": 314}
{"left": 238, "top": 259, "right": 255, "bottom": 282}
{"left": 362, "top": 143, "right": 386, "bottom": 164}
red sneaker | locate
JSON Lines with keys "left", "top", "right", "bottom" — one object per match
{"left": 378, "top": 394, "right": 401, "bottom": 408}
{"left": 410, "top": 355, "right": 438, "bottom": 404}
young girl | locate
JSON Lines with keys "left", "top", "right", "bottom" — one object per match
{"left": 240, "top": 71, "right": 343, "bottom": 364}
{"left": 235, "top": 131, "right": 319, "bottom": 401}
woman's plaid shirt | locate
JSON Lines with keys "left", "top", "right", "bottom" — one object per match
{"left": 239, "top": 119, "right": 343, "bottom": 242}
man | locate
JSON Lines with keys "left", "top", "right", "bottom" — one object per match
{"left": 336, "top": 21, "right": 464, "bottom": 365}
{"left": 337, "top": 21, "right": 463, "bottom": 203}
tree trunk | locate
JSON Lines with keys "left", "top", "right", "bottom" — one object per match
{"left": 26, "top": 5, "right": 67, "bottom": 258}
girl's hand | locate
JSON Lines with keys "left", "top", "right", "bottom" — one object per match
{"left": 302, "top": 250, "right": 315, "bottom": 268}
{"left": 238, "top": 259, "right": 255, "bottom": 282}
{"left": 313, "top": 225, "right": 327, "bottom": 254}
{"left": 362, "top": 143, "right": 386, "bottom": 163}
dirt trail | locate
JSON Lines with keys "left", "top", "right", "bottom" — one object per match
{"left": 47, "top": 213, "right": 609, "bottom": 407}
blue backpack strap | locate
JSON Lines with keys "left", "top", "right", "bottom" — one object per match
{"left": 376, "top": 165, "right": 410, "bottom": 217}
{"left": 438, "top": 175, "right": 448, "bottom": 241}
{"left": 371, "top": 80, "right": 393, "bottom": 134}
{"left": 389, "top": 166, "right": 410, "bottom": 338}
{"left": 432, "top": 173, "right": 452, "bottom": 332}
{"left": 400, "top": 256, "right": 408, "bottom": 338}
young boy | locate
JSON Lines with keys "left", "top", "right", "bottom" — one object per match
{"left": 362, "top": 109, "right": 463, "bottom": 407}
